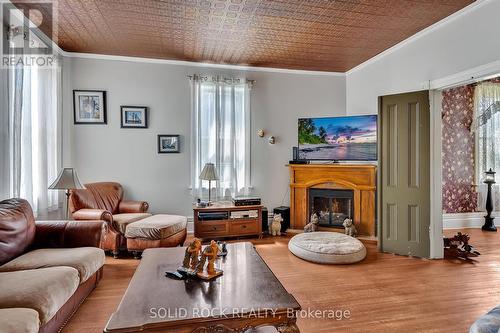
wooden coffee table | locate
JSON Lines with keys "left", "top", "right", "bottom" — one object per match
{"left": 104, "top": 242, "right": 301, "bottom": 333}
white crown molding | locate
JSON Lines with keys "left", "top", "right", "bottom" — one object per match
{"left": 346, "top": 0, "right": 492, "bottom": 76}
{"left": 426, "top": 59, "right": 500, "bottom": 90}
{"left": 62, "top": 51, "right": 346, "bottom": 77}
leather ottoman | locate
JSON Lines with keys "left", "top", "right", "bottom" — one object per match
{"left": 125, "top": 214, "right": 188, "bottom": 258}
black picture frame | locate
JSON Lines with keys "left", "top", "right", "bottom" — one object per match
{"left": 73, "top": 90, "right": 107, "bottom": 125}
{"left": 120, "top": 106, "right": 148, "bottom": 128}
{"left": 158, "top": 135, "right": 180, "bottom": 154}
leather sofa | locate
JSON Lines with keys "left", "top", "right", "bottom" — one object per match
{"left": 69, "top": 182, "right": 151, "bottom": 257}
{"left": 0, "top": 198, "right": 106, "bottom": 333}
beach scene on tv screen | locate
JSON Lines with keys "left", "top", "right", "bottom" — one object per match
{"left": 298, "top": 115, "right": 377, "bottom": 160}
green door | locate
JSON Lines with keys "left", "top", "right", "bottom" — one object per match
{"left": 379, "top": 91, "right": 431, "bottom": 258}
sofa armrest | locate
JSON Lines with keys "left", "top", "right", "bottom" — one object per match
{"left": 119, "top": 200, "right": 149, "bottom": 213}
{"left": 33, "top": 220, "right": 105, "bottom": 249}
{"left": 72, "top": 209, "right": 120, "bottom": 234}
{"left": 73, "top": 208, "right": 112, "bottom": 221}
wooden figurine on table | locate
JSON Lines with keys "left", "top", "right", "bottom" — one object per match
{"left": 181, "top": 238, "right": 201, "bottom": 271}
{"left": 195, "top": 240, "right": 223, "bottom": 280}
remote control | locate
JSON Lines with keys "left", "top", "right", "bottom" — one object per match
{"left": 165, "top": 271, "right": 184, "bottom": 280}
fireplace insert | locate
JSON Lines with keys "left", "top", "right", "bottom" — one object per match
{"left": 309, "top": 188, "right": 354, "bottom": 227}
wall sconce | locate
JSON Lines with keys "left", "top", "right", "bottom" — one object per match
{"left": 258, "top": 129, "right": 275, "bottom": 144}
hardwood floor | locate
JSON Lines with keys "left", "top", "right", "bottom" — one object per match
{"left": 63, "top": 229, "right": 500, "bottom": 333}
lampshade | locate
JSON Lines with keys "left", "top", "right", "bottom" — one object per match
{"left": 48, "top": 168, "right": 85, "bottom": 190}
{"left": 199, "top": 163, "right": 219, "bottom": 181}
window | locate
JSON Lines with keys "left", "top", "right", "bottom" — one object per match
{"left": 190, "top": 75, "right": 252, "bottom": 200}
{"left": 474, "top": 82, "right": 500, "bottom": 209}
{"left": 0, "top": 23, "right": 61, "bottom": 215}
{"left": 475, "top": 83, "right": 500, "bottom": 177}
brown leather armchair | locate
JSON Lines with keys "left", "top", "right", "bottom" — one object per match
{"left": 69, "top": 182, "right": 151, "bottom": 257}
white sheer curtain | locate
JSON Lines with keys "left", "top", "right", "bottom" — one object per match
{"left": 0, "top": 61, "right": 61, "bottom": 215}
{"left": 474, "top": 82, "right": 500, "bottom": 211}
{"left": 190, "top": 75, "right": 251, "bottom": 201}
{"left": 0, "top": 66, "right": 8, "bottom": 200}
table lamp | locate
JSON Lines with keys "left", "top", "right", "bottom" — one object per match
{"left": 199, "top": 163, "right": 218, "bottom": 205}
{"left": 49, "top": 168, "right": 85, "bottom": 219}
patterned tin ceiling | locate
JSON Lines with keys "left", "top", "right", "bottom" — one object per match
{"left": 13, "top": 0, "right": 474, "bottom": 72}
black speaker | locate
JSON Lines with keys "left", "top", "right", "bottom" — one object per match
{"left": 273, "top": 206, "right": 290, "bottom": 233}
{"left": 262, "top": 207, "right": 268, "bottom": 234}
{"left": 290, "top": 147, "right": 309, "bottom": 164}
{"left": 292, "top": 146, "right": 298, "bottom": 161}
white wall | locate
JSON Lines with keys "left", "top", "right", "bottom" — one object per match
{"left": 64, "top": 57, "right": 346, "bottom": 216}
{"left": 346, "top": 0, "right": 500, "bottom": 258}
{"left": 63, "top": 0, "right": 500, "bottom": 219}
{"left": 346, "top": 0, "right": 500, "bottom": 115}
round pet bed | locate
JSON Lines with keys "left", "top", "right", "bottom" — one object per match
{"left": 288, "top": 232, "right": 366, "bottom": 264}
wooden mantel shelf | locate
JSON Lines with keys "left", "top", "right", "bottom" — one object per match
{"left": 288, "top": 164, "right": 377, "bottom": 237}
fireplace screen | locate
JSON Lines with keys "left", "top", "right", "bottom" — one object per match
{"left": 309, "top": 189, "right": 354, "bottom": 227}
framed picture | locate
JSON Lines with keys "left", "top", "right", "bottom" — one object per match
{"left": 73, "top": 90, "right": 107, "bottom": 124}
{"left": 158, "top": 135, "right": 180, "bottom": 154}
{"left": 121, "top": 106, "right": 148, "bottom": 128}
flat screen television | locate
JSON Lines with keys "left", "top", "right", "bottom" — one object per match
{"left": 298, "top": 115, "right": 377, "bottom": 161}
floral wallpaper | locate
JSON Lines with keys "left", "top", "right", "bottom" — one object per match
{"left": 442, "top": 85, "right": 478, "bottom": 213}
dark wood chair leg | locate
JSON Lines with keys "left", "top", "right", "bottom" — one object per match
{"left": 132, "top": 251, "right": 142, "bottom": 259}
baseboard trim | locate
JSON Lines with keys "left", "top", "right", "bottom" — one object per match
{"left": 443, "top": 211, "right": 499, "bottom": 229}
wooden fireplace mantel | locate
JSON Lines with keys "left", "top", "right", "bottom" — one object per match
{"left": 288, "top": 164, "right": 377, "bottom": 236}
